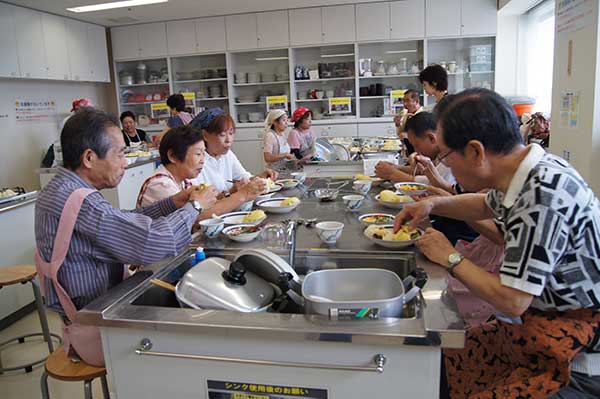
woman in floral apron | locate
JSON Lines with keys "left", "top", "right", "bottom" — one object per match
{"left": 262, "top": 110, "right": 295, "bottom": 174}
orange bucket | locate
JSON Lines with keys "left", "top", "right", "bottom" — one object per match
{"left": 512, "top": 103, "right": 534, "bottom": 116}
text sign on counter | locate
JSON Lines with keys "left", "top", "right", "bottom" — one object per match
{"left": 328, "top": 97, "right": 352, "bottom": 114}
{"left": 363, "top": 157, "right": 398, "bottom": 177}
{"left": 207, "top": 380, "right": 328, "bottom": 398}
{"left": 266, "top": 95, "right": 288, "bottom": 112}
{"left": 15, "top": 99, "right": 57, "bottom": 124}
{"left": 150, "top": 102, "right": 169, "bottom": 119}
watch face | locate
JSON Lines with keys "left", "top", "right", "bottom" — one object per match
{"left": 449, "top": 253, "right": 463, "bottom": 265}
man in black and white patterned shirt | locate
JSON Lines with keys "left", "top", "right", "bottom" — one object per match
{"left": 396, "top": 88, "right": 600, "bottom": 399}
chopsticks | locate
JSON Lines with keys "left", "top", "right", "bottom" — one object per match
{"left": 149, "top": 278, "right": 176, "bottom": 292}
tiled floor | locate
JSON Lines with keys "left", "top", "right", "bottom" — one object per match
{"left": 0, "top": 311, "right": 112, "bottom": 398}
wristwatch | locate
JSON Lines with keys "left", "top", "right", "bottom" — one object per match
{"left": 188, "top": 199, "right": 202, "bottom": 212}
{"left": 447, "top": 252, "right": 465, "bottom": 277}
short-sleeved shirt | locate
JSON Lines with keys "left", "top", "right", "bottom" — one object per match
{"left": 414, "top": 158, "right": 456, "bottom": 186}
{"left": 288, "top": 128, "right": 315, "bottom": 157}
{"left": 196, "top": 150, "right": 252, "bottom": 193}
{"left": 137, "top": 164, "right": 193, "bottom": 208}
{"left": 486, "top": 144, "right": 600, "bottom": 312}
{"left": 167, "top": 112, "right": 193, "bottom": 128}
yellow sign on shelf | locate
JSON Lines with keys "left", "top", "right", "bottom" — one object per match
{"left": 266, "top": 95, "right": 288, "bottom": 112}
{"left": 328, "top": 97, "right": 352, "bottom": 114}
{"left": 150, "top": 102, "right": 169, "bottom": 119}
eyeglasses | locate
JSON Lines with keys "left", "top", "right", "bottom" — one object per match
{"left": 438, "top": 149, "right": 454, "bottom": 166}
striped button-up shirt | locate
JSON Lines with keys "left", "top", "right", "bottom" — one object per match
{"left": 35, "top": 167, "right": 198, "bottom": 312}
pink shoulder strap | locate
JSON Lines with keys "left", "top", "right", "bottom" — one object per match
{"left": 35, "top": 188, "right": 96, "bottom": 321}
{"left": 135, "top": 173, "right": 173, "bottom": 208}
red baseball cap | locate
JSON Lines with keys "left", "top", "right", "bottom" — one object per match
{"left": 290, "top": 107, "right": 311, "bottom": 122}
{"left": 71, "top": 98, "right": 94, "bottom": 112}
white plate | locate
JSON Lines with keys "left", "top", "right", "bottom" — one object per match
{"left": 257, "top": 198, "right": 300, "bottom": 214}
{"left": 393, "top": 182, "right": 429, "bottom": 196}
{"left": 220, "top": 211, "right": 266, "bottom": 225}
{"left": 358, "top": 213, "right": 396, "bottom": 226}
{"left": 375, "top": 194, "right": 415, "bottom": 210}
{"left": 275, "top": 179, "right": 299, "bottom": 189}
{"left": 222, "top": 224, "right": 262, "bottom": 243}
{"left": 363, "top": 225, "right": 422, "bottom": 249}
{"left": 265, "top": 183, "right": 283, "bottom": 193}
{"left": 254, "top": 192, "right": 274, "bottom": 203}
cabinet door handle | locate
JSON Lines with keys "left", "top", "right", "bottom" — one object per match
{"left": 135, "top": 338, "right": 386, "bottom": 373}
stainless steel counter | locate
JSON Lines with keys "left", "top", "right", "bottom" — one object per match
{"left": 78, "top": 179, "right": 465, "bottom": 349}
{"left": 36, "top": 156, "right": 159, "bottom": 175}
{"left": 0, "top": 192, "right": 37, "bottom": 214}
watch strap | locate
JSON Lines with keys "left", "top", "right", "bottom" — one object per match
{"left": 447, "top": 253, "right": 465, "bottom": 278}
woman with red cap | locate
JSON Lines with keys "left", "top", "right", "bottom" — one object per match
{"left": 288, "top": 107, "right": 316, "bottom": 162}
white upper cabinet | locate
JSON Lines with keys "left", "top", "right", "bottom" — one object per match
{"left": 138, "top": 23, "right": 167, "bottom": 58}
{"left": 390, "top": 0, "right": 425, "bottom": 39}
{"left": 41, "top": 14, "right": 70, "bottom": 80}
{"left": 426, "top": 0, "right": 461, "bottom": 37}
{"left": 66, "top": 19, "right": 92, "bottom": 81}
{"left": 257, "top": 11, "right": 290, "bottom": 49}
{"left": 461, "top": 0, "right": 497, "bottom": 36}
{"left": 0, "top": 3, "right": 20, "bottom": 78}
{"left": 14, "top": 7, "right": 46, "bottom": 79}
{"left": 88, "top": 25, "right": 110, "bottom": 82}
{"left": 356, "top": 3, "right": 390, "bottom": 42}
{"left": 322, "top": 5, "right": 356, "bottom": 44}
{"left": 195, "top": 17, "right": 226, "bottom": 53}
{"left": 166, "top": 19, "right": 196, "bottom": 55}
{"left": 289, "top": 7, "right": 322, "bottom": 46}
{"left": 226, "top": 14, "right": 259, "bottom": 51}
{"left": 111, "top": 26, "right": 140, "bottom": 60}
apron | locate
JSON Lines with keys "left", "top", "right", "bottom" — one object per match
{"left": 35, "top": 188, "right": 105, "bottom": 366}
{"left": 136, "top": 172, "right": 192, "bottom": 208}
{"left": 266, "top": 130, "right": 291, "bottom": 173}
{"left": 298, "top": 130, "right": 314, "bottom": 159}
{"left": 444, "top": 308, "right": 600, "bottom": 398}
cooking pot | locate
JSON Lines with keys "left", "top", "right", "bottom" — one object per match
{"left": 120, "top": 73, "right": 134, "bottom": 86}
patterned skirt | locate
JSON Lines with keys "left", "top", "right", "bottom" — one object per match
{"left": 444, "top": 309, "right": 600, "bottom": 398}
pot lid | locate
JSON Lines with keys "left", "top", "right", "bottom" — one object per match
{"left": 177, "top": 257, "right": 275, "bottom": 312}
{"left": 234, "top": 249, "right": 301, "bottom": 286}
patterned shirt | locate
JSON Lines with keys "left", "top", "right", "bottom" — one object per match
{"left": 35, "top": 167, "right": 198, "bottom": 312}
{"left": 486, "top": 144, "right": 600, "bottom": 311}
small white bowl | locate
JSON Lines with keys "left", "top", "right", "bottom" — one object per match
{"left": 291, "top": 172, "right": 306, "bottom": 183}
{"left": 342, "top": 194, "right": 365, "bottom": 211}
{"left": 363, "top": 225, "right": 423, "bottom": 249}
{"left": 375, "top": 194, "right": 415, "bottom": 210}
{"left": 198, "top": 218, "right": 225, "bottom": 239}
{"left": 315, "top": 221, "right": 344, "bottom": 245}
{"left": 358, "top": 213, "right": 396, "bottom": 226}
{"left": 276, "top": 179, "right": 300, "bottom": 189}
{"left": 314, "top": 188, "right": 338, "bottom": 202}
{"left": 222, "top": 224, "right": 262, "bottom": 243}
{"left": 254, "top": 192, "right": 275, "bottom": 203}
{"left": 265, "top": 183, "right": 283, "bottom": 194}
{"left": 352, "top": 180, "right": 372, "bottom": 195}
{"left": 257, "top": 198, "right": 300, "bottom": 214}
{"left": 393, "top": 182, "right": 429, "bottom": 196}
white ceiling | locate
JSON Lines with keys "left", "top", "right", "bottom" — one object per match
{"left": 5, "top": 0, "right": 380, "bottom": 26}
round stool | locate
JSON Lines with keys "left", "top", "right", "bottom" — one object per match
{"left": 41, "top": 346, "right": 109, "bottom": 399}
{"left": 0, "top": 265, "right": 61, "bottom": 373}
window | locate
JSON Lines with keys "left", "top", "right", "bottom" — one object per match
{"left": 522, "top": 0, "right": 556, "bottom": 114}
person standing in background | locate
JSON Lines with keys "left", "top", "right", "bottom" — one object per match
{"left": 263, "top": 110, "right": 295, "bottom": 173}
{"left": 394, "top": 89, "right": 424, "bottom": 156}
{"left": 419, "top": 65, "right": 448, "bottom": 108}
{"left": 288, "top": 107, "right": 316, "bottom": 162}
{"left": 120, "top": 111, "right": 148, "bottom": 147}
{"left": 166, "top": 94, "right": 193, "bottom": 128}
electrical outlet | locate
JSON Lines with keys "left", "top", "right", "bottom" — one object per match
{"left": 563, "top": 150, "right": 571, "bottom": 162}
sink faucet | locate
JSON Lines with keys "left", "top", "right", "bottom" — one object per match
{"left": 285, "top": 220, "right": 298, "bottom": 268}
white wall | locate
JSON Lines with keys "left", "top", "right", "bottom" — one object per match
{"left": 0, "top": 79, "right": 114, "bottom": 190}
{"left": 495, "top": 14, "right": 520, "bottom": 95}
{"left": 550, "top": 0, "right": 600, "bottom": 193}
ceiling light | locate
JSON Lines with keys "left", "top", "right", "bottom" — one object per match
{"left": 320, "top": 53, "right": 355, "bottom": 58}
{"left": 255, "top": 57, "right": 289, "bottom": 61}
{"left": 67, "top": 0, "right": 168, "bottom": 13}
{"left": 385, "top": 50, "right": 418, "bottom": 54}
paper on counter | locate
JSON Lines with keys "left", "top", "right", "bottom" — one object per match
{"left": 363, "top": 157, "right": 398, "bottom": 176}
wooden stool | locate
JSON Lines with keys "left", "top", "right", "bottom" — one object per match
{"left": 41, "top": 346, "right": 109, "bottom": 399}
{"left": 0, "top": 265, "right": 61, "bottom": 373}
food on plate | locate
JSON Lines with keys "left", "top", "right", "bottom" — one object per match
{"left": 280, "top": 197, "right": 300, "bottom": 206}
{"left": 226, "top": 225, "right": 262, "bottom": 236}
{"left": 365, "top": 225, "right": 420, "bottom": 241}
{"left": 397, "top": 184, "right": 423, "bottom": 191}
{"left": 243, "top": 210, "right": 266, "bottom": 223}
{"left": 355, "top": 174, "right": 373, "bottom": 181}
{"left": 196, "top": 183, "right": 211, "bottom": 190}
{"left": 362, "top": 214, "right": 395, "bottom": 223}
{"left": 379, "top": 190, "right": 412, "bottom": 203}
{"left": 126, "top": 150, "right": 152, "bottom": 158}
{"left": 264, "top": 178, "right": 277, "bottom": 189}
{"left": 0, "top": 189, "right": 18, "bottom": 199}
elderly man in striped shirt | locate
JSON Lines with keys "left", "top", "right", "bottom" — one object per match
{"left": 35, "top": 108, "right": 216, "bottom": 315}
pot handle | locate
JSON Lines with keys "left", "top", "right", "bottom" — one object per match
{"left": 404, "top": 286, "right": 420, "bottom": 304}
{"left": 135, "top": 338, "right": 387, "bottom": 373}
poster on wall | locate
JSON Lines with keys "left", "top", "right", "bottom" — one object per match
{"left": 15, "top": 99, "right": 57, "bottom": 124}
{"left": 556, "top": 0, "right": 594, "bottom": 34}
{"left": 266, "top": 95, "right": 288, "bottom": 112}
{"left": 560, "top": 91, "right": 580, "bottom": 129}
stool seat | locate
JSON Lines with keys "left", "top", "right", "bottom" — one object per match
{"left": 0, "top": 265, "right": 37, "bottom": 287}
{"left": 45, "top": 347, "right": 106, "bottom": 382}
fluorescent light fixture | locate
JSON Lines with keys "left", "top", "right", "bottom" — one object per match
{"left": 385, "top": 50, "right": 418, "bottom": 54}
{"left": 320, "top": 53, "right": 355, "bottom": 58}
{"left": 67, "top": 0, "right": 168, "bottom": 13}
{"left": 255, "top": 57, "right": 289, "bottom": 61}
